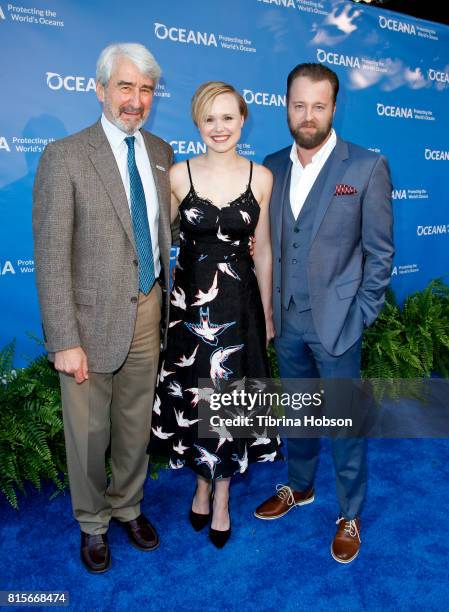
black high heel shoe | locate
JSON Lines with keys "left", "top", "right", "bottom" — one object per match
{"left": 209, "top": 506, "right": 231, "bottom": 548}
{"left": 189, "top": 488, "right": 212, "bottom": 532}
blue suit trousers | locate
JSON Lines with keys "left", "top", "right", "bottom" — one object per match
{"left": 275, "top": 301, "right": 366, "bottom": 519}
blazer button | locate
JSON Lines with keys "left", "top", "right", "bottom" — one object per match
{"left": 292, "top": 259, "right": 297, "bottom": 264}
{"left": 294, "top": 227, "right": 300, "bottom": 233}
{"left": 131, "top": 296, "right": 138, "bottom": 304}
{"left": 276, "top": 287, "right": 280, "bottom": 293}
{"left": 133, "top": 259, "right": 138, "bottom": 266}
{"left": 278, "top": 257, "right": 281, "bottom": 263}
{"left": 293, "top": 242, "right": 299, "bottom": 248}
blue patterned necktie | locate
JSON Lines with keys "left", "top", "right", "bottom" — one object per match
{"left": 125, "top": 136, "right": 155, "bottom": 294}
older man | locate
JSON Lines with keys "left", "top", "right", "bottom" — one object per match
{"left": 33, "top": 43, "right": 173, "bottom": 573}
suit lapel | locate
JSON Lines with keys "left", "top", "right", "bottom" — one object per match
{"left": 87, "top": 121, "right": 136, "bottom": 251}
{"left": 309, "top": 138, "right": 349, "bottom": 246}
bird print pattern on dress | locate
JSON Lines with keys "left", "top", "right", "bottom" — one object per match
{"left": 149, "top": 159, "right": 282, "bottom": 479}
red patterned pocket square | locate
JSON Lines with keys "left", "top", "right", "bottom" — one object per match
{"left": 334, "top": 184, "right": 358, "bottom": 196}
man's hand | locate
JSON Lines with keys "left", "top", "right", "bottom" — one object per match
{"left": 54, "top": 347, "right": 89, "bottom": 384}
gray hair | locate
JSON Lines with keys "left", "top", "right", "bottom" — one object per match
{"left": 96, "top": 43, "right": 162, "bottom": 86}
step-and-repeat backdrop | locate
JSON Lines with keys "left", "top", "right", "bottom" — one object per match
{"left": 1, "top": 0, "right": 448, "bottom": 365}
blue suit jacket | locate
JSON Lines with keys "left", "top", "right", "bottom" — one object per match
{"left": 265, "top": 136, "right": 394, "bottom": 357}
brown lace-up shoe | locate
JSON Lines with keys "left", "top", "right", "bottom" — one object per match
{"left": 331, "top": 517, "right": 361, "bottom": 564}
{"left": 80, "top": 532, "right": 111, "bottom": 573}
{"left": 254, "top": 484, "right": 315, "bottom": 520}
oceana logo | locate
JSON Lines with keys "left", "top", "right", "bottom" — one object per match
{"left": 316, "top": 48, "right": 360, "bottom": 68}
{"left": 46, "top": 72, "right": 95, "bottom": 92}
{"left": 424, "top": 148, "right": 449, "bottom": 161}
{"left": 417, "top": 225, "right": 448, "bottom": 236}
{"left": 378, "top": 15, "right": 416, "bottom": 35}
{"left": 392, "top": 189, "right": 407, "bottom": 200}
{"left": 257, "top": 0, "right": 296, "bottom": 7}
{"left": 0, "top": 261, "right": 15, "bottom": 275}
{"left": 377, "top": 103, "right": 413, "bottom": 119}
{"left": 154, "top": 22, "right": 217, "bottom": 47}
{"left": 391, "top": 264, "right": 419, "bottom": 276}
{"left": 0, "top": 136, "right": 11, "bottom": 152}
{"left": 169, "top": 141, "right": 207, "bottom": 155}
{"left": 428, "top": 69, "right": 449, "bottom": 83}
{"left": 243, "top": 89, "right": 286, "bottom": 107}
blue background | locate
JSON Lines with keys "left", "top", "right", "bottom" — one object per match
{"left": 1, "top": 0, "right": 448, "bottom": 365}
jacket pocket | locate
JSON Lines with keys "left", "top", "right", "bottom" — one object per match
{"left": 73, "top": 287, "right": 97, "bottom": 306}
{"left": 336, "top": 278, "right": 362, "bottom": 300}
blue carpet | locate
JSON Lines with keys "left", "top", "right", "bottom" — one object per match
{"left": 1, "top": 439, "right": 448, "bottom": 612}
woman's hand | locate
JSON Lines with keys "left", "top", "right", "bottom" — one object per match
{"left": 265, "top": 316, "right": 275, "bottom": 347}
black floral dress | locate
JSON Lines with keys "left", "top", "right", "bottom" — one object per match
{"left": 149, "top": 159, "right": 282, "bottom": 479}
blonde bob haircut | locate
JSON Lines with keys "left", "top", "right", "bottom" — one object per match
{"left": 191, "top": 81, "right": 248, "bottom": 127}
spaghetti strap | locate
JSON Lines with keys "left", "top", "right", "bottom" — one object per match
{"left": 186, "top": 159, "right": 194, "bottom": 189}
{"left": 248, "top": 160, "right": 253, "bottom": 187}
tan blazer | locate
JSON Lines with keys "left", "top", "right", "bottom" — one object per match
{"left": 33, "top": 120, "right": 173, "bottom": 373}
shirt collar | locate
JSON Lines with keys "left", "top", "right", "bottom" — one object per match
{"left": 101, "top": 113, "right": 143, "bottom": 151}
{"left": 290, "top": 128, "right": 337, "bottom": 168}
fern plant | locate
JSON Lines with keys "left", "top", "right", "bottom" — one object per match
{"left": 362, "top": 280, "right": 449, "bottom": 400}
{"left": 0, "top": 343, "right": 66, "bottom": 509}
{"left": 411, "top": 279, "right": 449, "bottom": 377}
{"left": 267, "top": 342, "right": 279, "bottom": 378}
{"left": 0, "top": 342, "right": 165, "bottom": 509}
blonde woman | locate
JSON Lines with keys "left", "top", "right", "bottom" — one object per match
{"left": 149, "top": 82, "right": 282, "bottom": 548}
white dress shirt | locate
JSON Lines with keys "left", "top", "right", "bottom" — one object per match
{"left": 101, "top": 114, "right": 161, "bottom": 277}
{"left": 289, "top": 128, "right": 337, "bottom": 219}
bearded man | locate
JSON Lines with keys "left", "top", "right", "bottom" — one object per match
{"left": 254, "top": 63, "right": 394, "bottom": 564}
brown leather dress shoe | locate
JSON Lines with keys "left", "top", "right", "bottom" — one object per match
{"left": 117, "top": 514, "right": 159, "bottom": 551}
{"left": 80, "top": 532, "right": 111, "bottom": 573}
{"left": 331, "top": 517, "right": 361, "bottom": 564}
{"left": 254, "top": 484, "right": 315, "bottom": 520}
